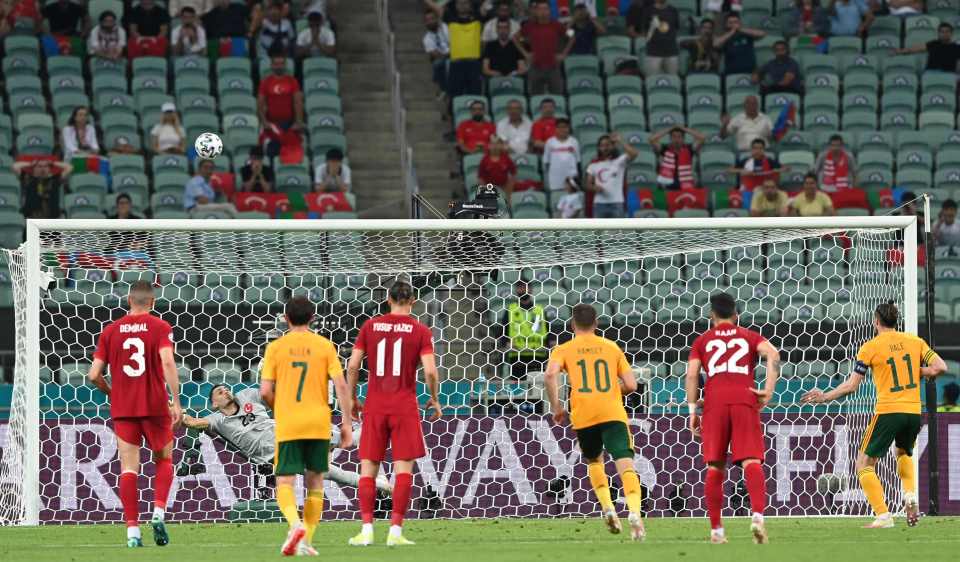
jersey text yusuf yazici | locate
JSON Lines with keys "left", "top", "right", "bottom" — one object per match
{"left": 355, "top": 314, "right": 434, "bottom": 417}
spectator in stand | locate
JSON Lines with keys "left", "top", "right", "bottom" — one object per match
{"left": 530, "top": 98, "right": 558, "bottom": 154}
{"left": 296, "top": 11, "right": 335, "bottom": 58}
{"left": 478, "top": 136, "right": 517, "bottom": 196}
{"left": 720, "top": 95, "right": 772, "bottom": 152}
{"left": 62, "top": 106, "right": 99, "bottom": 160}
{"left": 786, "top": 173, "right": 835, "bottom": 217}
{"left": 42, "top": 0, "right": 87, "bottom": 36}
{"left": 422, "top": 10, "right": 450, "bottom": 97}
{"left": 3, "top": 0, "right": 41, "bottom": 32}
{"left": 650, "top": 126, "right": 706, "bottom": 190}
{"left": 496, "top": 99, "right": 532, "bottom": 156}
{"left": 680, "top": 18, "right": 720, "bottom": 74}
{"left": 515, "top": 0, "right": 572, "bottom": 95}
{"left": 313, "top": 148, "right": 351, "bottom": 192}
{"left": 750, "top": 179, "right": 789, "bottom": 217}
{"left": 184, "top": 159, "right": 238, "bottom": 218}
{"left": 482, "top": 19, "right": 526, "bottom": 78}
{"left": 881, "top": 0, "right": 923, "bottom": 17}
{"left": 171, "top": 6, "right": 206, "bottom": 56}
{"left": 637, "top": 0, "right": 681, "bottom": 76}
{"left": 14, "top": 159, "right": 72, "bottom": 219}
{"left": 150, "top": 103, "right": 186, "bottom": 154}
{"left": 782, "top": 0, "right": 830, "bottom": 38}
{"left": 543, "top": 118, "right": 580, "bottom": 194}
{"left": 259, "top": 1, "right": 295, "bottom": 57}
{"left": 481, "top": 0, "right": 519, "bottom": 43}
{"left": 241, "top": 146, "right": 275, "bottom": 193}
{"left": 202, "top": 0, "right": 257, "bottom": 39}
{"left": 107, "top": 193, "right": 143, "bottom": 219}
{"left": 728, "top": 138, "right": 787, "bottom": 192}
{"left": 555, "top": 176, "right": 584, "bottom": 218}
{"left": 895, "top": 23, "right": 960, "bottom": 73}
{"left": 568, "top": 4, "right": 605, "bottom": 56}
{"left": 456, "top": 100, "right": 496, "bottom": 155}
{"left": 430, "top": 0, "right": 483, "bottom": 99}
{"left": 168, "top": 0, "right": 212, "bottom": 19}
{"left": 125, "top": 0, "right": 169, "bottom": 38}
{"left": 303, "top": 0, "right": 338, "bottom": 30}
{"left": 715, "top": 13, "right": 765, "bottom": 76}
{"left": 258, "top": 50, "right": 305, "bottom": 132}
{"left": 828, "top": 0, "right": 872, "bottom": 37}
{"left": 814, "top": 134, "right": 856, "bottom": 192}
{"left": 754, "top": 40, "right": 802, "bottom": 95}
{"left": 625, "top": 0, "right": 647, "bottom": 38}
{"left": 88, "top": 10, "right": 126, "bottom": 60}
{"left": 586, "top": 133, "right": 640, "bottom": 218}
{"left": 938, "top": 383, "right": 960, "bottom": 413}
{"left": 933, "top": 199, "right": 960, "bottom": 247}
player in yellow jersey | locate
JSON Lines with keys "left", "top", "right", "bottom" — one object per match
{"left": 259, "top": 296, "right": 355, "bottom": 556}
{"left": 544, "top": 304, "right": 645, "bottom": 541}
{"left": 802, "top": 302, "right": 946, "bottom": 529}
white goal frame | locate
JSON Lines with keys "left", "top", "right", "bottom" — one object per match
{"left": 16, "top": 216, "right": 918, "bottom": 526}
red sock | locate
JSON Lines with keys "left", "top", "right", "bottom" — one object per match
{"left": 705, "top": 467, "right": 724, "bottom": 530}
{"left": 358, "top": 476, "right": 375, "bottom": 524}
{"left": 154, "top": 458, "right": 173, "bottom": 510}
{"left": 743, "top": 462, "right": 767, "bottom": 515}
{"left": 391, "top": 473, "right": 413, "bottom": 527}
{"left": 119, "top": 471, "right": 139, "bottom": 527}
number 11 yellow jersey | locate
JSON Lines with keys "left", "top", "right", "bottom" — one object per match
{"left": 855, "top": 331, "right": 939, "bottom": 415}
{"left": 549, "top": 334, "right": 631, "bottom": 429}
{"left": 261, "top": 331, "right": 343, "bottom": 442}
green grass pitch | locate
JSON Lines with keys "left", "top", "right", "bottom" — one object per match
{"left": 2, "top": 517, "right": 959, "bottom": 562}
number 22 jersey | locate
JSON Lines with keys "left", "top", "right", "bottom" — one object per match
{"left": 93, "top": 312, "right": 174, "bottom": 419}
{"left": 689, "top": 325, "right": 767, "bottom": 409}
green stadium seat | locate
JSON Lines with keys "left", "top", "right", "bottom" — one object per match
{"left": 841, "top": 112, "right": 877, "bottom": 132}
{"left": 217, "top": 57, "right": 252, "bottom": 79}
{"left": 921, "top": 92, "right": 957, "bottom": 113}
{"left": 805, "top": 73, "right": 840, "bottom": 95}
{"left": 175, "top": 75, "right": 210, "bottom": 98}
{"left": 65, "top": 192, "right": 104, "bottom": 216}
{"left": 257, "top": 57, "right": 294, "bottom": 78}
{"left": 47, "top": 55, "right": 82, "bottom": 78}
{"left": 800, "top": 54, "right": 837, "bottom": 76}
{"left": 308, "top": 132, "right": 346, "bottom": 158}
{"left": 6, "top": 75, "right": 41, "bottom": 97}
{"left": 724, "top": 91, "right": 753, "bottom": 114}
{"left": 894, "top": 130, "right": 931, "bottom": 153}
{"left": 303, "top": 57, "right": 338, "bottom": 79}
{"left": 857, "top": 131, "right": 893, "bottom": 153}
{"left": 3, "top": 54, "right": 39, "bottom": 78}
{"left": 132, "top": 56, "right": 167, "bottom": 76}
{"left": 597, "top": 35, "right": 631, "bottom": 57}
{"left": 87, "top": 55, "right": 125, "bottom": 79}
{"left": 935, "top": 169, "right": 960, "bottom": 191}
{"left": 897, "top": 149, "right": 933, "bottom": 172}
{"left": 937, "top": 149, "right": 960, "bottom": 172}
{"left": 839, "top": 54, "right": 878, "bottom": 77}
{"left": 305, "top": 93, "right": 342, "bottom": 115}
{"left": 647, "top": 73, "right": 682, "bottom": 97}
{"left": 89, "top": 0, "right": 123, "bottom": 21}
{"left": 896, "top": 169, "right": 932, "bottom": 191}
{"left": 804, "top": 91, "right": 839, "bottom": 114}
{"left": 570, "top": 110, "right": 608, "bottom": 133}
{"left": 856, "top": 169, "right": 893, "bottom": 190}
{"left": 802, "top": 111, "right": 839, "bottom": 132}
{"left": 843, "top": 74, "right": 878, "bottom": 97}
{"left": 880, "top": 111, "right": 916, "bottom": 132}
{"left": 601, "top": 53, "right": 636, "bottom": 75}
{"left": 110, "top": 154, "right": 145, "bottom": 174}
{"left": 69, "top": 173, "right": 108, "bottom": 194}
{"left": 919, "top": 111, "right": 956, "bottom": 131}
{"left": 829, "top": 36, "right": 861, "bottom": 56}
{"left": 52, "top": 92, "right": 90, "bottom": 116}
{"left": 684, "top": 73, "right": 721, "bottom": 96}
{"left": 15, "top": 128, "right": 54, "bottom": 155}
{"left": 50, "top": 74, "right": 85, "bottom": 97}
{"left": 865, "top": 34, "right": 900, "bottom": 54}
{"left": 922, "top": 71, "right": 957, "bottom": 97}
{"left": 842, "top": 92, "right": 878, "bottom": 114}
{"left": 217, "top": 75, "right": 254, "bottom": 96}
{"left": 174, "top": 56, "right": 209, "bottom": 77}
{"left": 567, "top": 74, "right": 603, "bottom": 96}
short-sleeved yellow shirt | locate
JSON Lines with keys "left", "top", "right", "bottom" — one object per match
{"left": 261, "top": 331, "right": 343, "bottom": 442}
{"left": 549, "top": 334, "right": 631, "bottom": 429}
{"left": 855, "top": 331, "right": 939, "bottom": 415}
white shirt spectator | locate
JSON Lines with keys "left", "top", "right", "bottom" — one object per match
{"left": 496, "top": 116, "right": 532, "bottom": 155}
{"left": 151, "top": 123, "right": 186, "bottom": 152}
{"left": 296, "top": 26, "right": 336, "bottom": 53}
{"left": 543, "top": 136, "right": 581, "bottom": 192}
{"left": 260, "top": 18, "right": 295, "bottom": 54}
{"left": 482, "top": 18, "right": 520, "bottom": 43}
{"left": 935, "top": 220, "right": 960, "bottom": 246}
{"left": 727, "top": 112, "right": 773, "bottom": 152}
{"left": 62, "top": 124, "right": 99, "bottom": 160}
{"left": 314, "top": 162, "right": 352, "bottom": 191}
{"left": 167, "top": 0, "right": 211, "bottom": 17}
{"left": 171, "top": 23, "right": 207, "bottom": 55}
{"left": 556, "top": 191, "right": 584, "bottom": 218}
{"left": 423, "top": 22, "right": 450, "bottom": 55}
{"left": 304, "top": 0, "right": 329, "bottom": 18}
{"left": 87, "top": 24, "right": 127, "bottom": 55}
{"left": 586, "top": 154, "right": 629, "bottom": 204}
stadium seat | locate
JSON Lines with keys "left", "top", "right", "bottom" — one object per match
{"left": 880, "top": 111, "right": 916, "bottom": 132}
{"left": 805, "top": 73, "right": 839, "bottom": 95}
{"left": 896, "top": 169, "right": 932, "bottom": 191}
{"left": 839, "top": 54, "right": 878, "bottom": 78}
{"left": 857, "top": 169, "right": 894, "bottom": 191}
{"left": 564, "top": 55, "right": 600, "bottom": 77}
{"left": 303, "top": 57, "right": 338, "bottom": 79}
{"left": 47, "top": 55, "right": 82, "bottom": 78}
{"left": 219, "top": 93, "right": 258, "bottom": 116}
{"left": 218, "top": 76, "right": 254, "bottom": 96}
{"left": 3, "top": 54, "right": 39, "bottom": 78}
{"left": 843, "top": 73, "right": 878, "bottom": 97}
{"left": 857, "top": 131, "right": 893, "bottom": 153}
{"left": 919, "top": 111, "right": 956, "bottom": 131}
{"left": 865, "top": 34, "right": 900, "bottom": 54}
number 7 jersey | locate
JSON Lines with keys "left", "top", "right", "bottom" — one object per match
{"left": 355, "top": 313, "right": 434, "bottom": 417}
{"left": 855, "top": 331, "right": 940, "bottom": 415}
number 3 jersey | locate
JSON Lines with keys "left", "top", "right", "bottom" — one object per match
{"left": 549, "top": 333, "right": 631, "bottom": 430}
{"left": 855, "top": 331, "right": 939, "bottom": 415}
{"left": 689, "top": 325, "right": 767, "bottom": 409}
{"left": 260, "top": 331, "right": 343, "bottom": 442}
{"left": 354, "top": 313, "right": 434, "bottom": 417}
{"left": 93, "top": 312, "right": 174, "bottom": 419}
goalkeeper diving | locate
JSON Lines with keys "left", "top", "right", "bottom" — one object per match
{"left": 178, "top": 384, "right": 392, "bottom": 498}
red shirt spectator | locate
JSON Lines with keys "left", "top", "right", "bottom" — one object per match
{"left": 478, "top": 144, "right": 517, "bottom": 189}
{"left": 457, "top": 119, "right": 495, "bottom": 153}
{"left": 521, "top": 19, "right": 565, "bottom": 69}
{"left": 531, "top": 117, "right": 557, "bottom": 151}
{"left": 258, "top": 73, "right": 300, "bottom": 124}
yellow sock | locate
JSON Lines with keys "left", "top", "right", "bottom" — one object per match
{"left": 303, "top": 489, "right": 324, "bottom": 544}
{"left": 621, "top": 469, "right": 642, "bottom": 515}
{"left": 896, "top": 454, "right": 916, "bottom": 498}
{"left": 276, "top": 484, "right": 302, "bottom": 528}
{"left": 587, "top": 462, "right": 614, "bottom": 512}
{"left": 857, "top": 467, "right": 888, "bottom": 516}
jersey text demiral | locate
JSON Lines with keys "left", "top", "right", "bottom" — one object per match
{"left": 93, "top": 312, "right": 174, "bottom": 418}
{"left": 355, "top": 313, "right": 434, "bottom": 417}
{"left": 204, "top": 388, "right": 275, "bottom": 464}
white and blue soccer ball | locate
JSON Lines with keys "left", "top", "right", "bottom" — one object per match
{"left": 194, "top": 132, "right": 224, "bottom": 160}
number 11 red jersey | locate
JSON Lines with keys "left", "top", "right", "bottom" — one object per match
{"left": 93, "top": 312, "right": 174, "bottom": 419}
{"left": 354, "top": 313, "right": 434, "bottom": 416}
{"left": 689, "top": 325, "right": 766, "bottom": 408}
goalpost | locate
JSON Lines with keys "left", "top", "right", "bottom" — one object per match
{"left": 0, "top": 216, "right": 919, "bottom": 525}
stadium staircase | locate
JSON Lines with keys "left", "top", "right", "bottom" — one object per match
{"left": 338, "top": 5, "right": 405, "bottom": 218}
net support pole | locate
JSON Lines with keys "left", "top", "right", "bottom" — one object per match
{"left": 23, "top": 221, "right": 41, "bottom": 525}
{"left": 920, "top": 198, "right": 939, "bottom": 516}
{"left": 903, "top": 217, "right": 921, "bottom": 505}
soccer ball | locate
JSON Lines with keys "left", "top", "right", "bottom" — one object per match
{"left": 194, "top": 132, "right": 223, "bottom": 160}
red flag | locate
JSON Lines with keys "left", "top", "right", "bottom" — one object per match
{"left": 828, "top": 188, "right": 869, "bottom": 210}
{"left": 305, "top": 192, "right": 353, "bottom": 213}
{"left": 667, "top": 188, "right": 707, "bottom": 215}
{"left": 233, "top": 192, "right": 289, "bottom": 214}
{"left": 210, "top": 172, "right": 236, "bottom": 200}
{"left": 128, "top": 36, "right": 168, "bottom": 58}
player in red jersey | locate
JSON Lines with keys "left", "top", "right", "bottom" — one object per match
{"left": 685, "top": 292, "right": 780, "bottom": 545}
{"left": 87, "top": 281, "right": 181, "bottom": 548}
{"left": 345, "top": 280, "right": 441, "bottom": 547}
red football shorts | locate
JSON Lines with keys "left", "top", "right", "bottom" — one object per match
{"left": 359, "top": 413, "right": 426, "bottom": 462}
{"left": 701, "top": 404, "right": 765, "bottom": 465}
{"left": 113, "top": 416, "right": 174, "bottom": 451}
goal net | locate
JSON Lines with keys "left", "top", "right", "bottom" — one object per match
{"left": 0, "top": 217, "right": 918, "bottom": 525}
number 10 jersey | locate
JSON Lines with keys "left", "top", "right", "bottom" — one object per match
{"left": 548, "top": 333, "right": 631, "bottom": 430}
